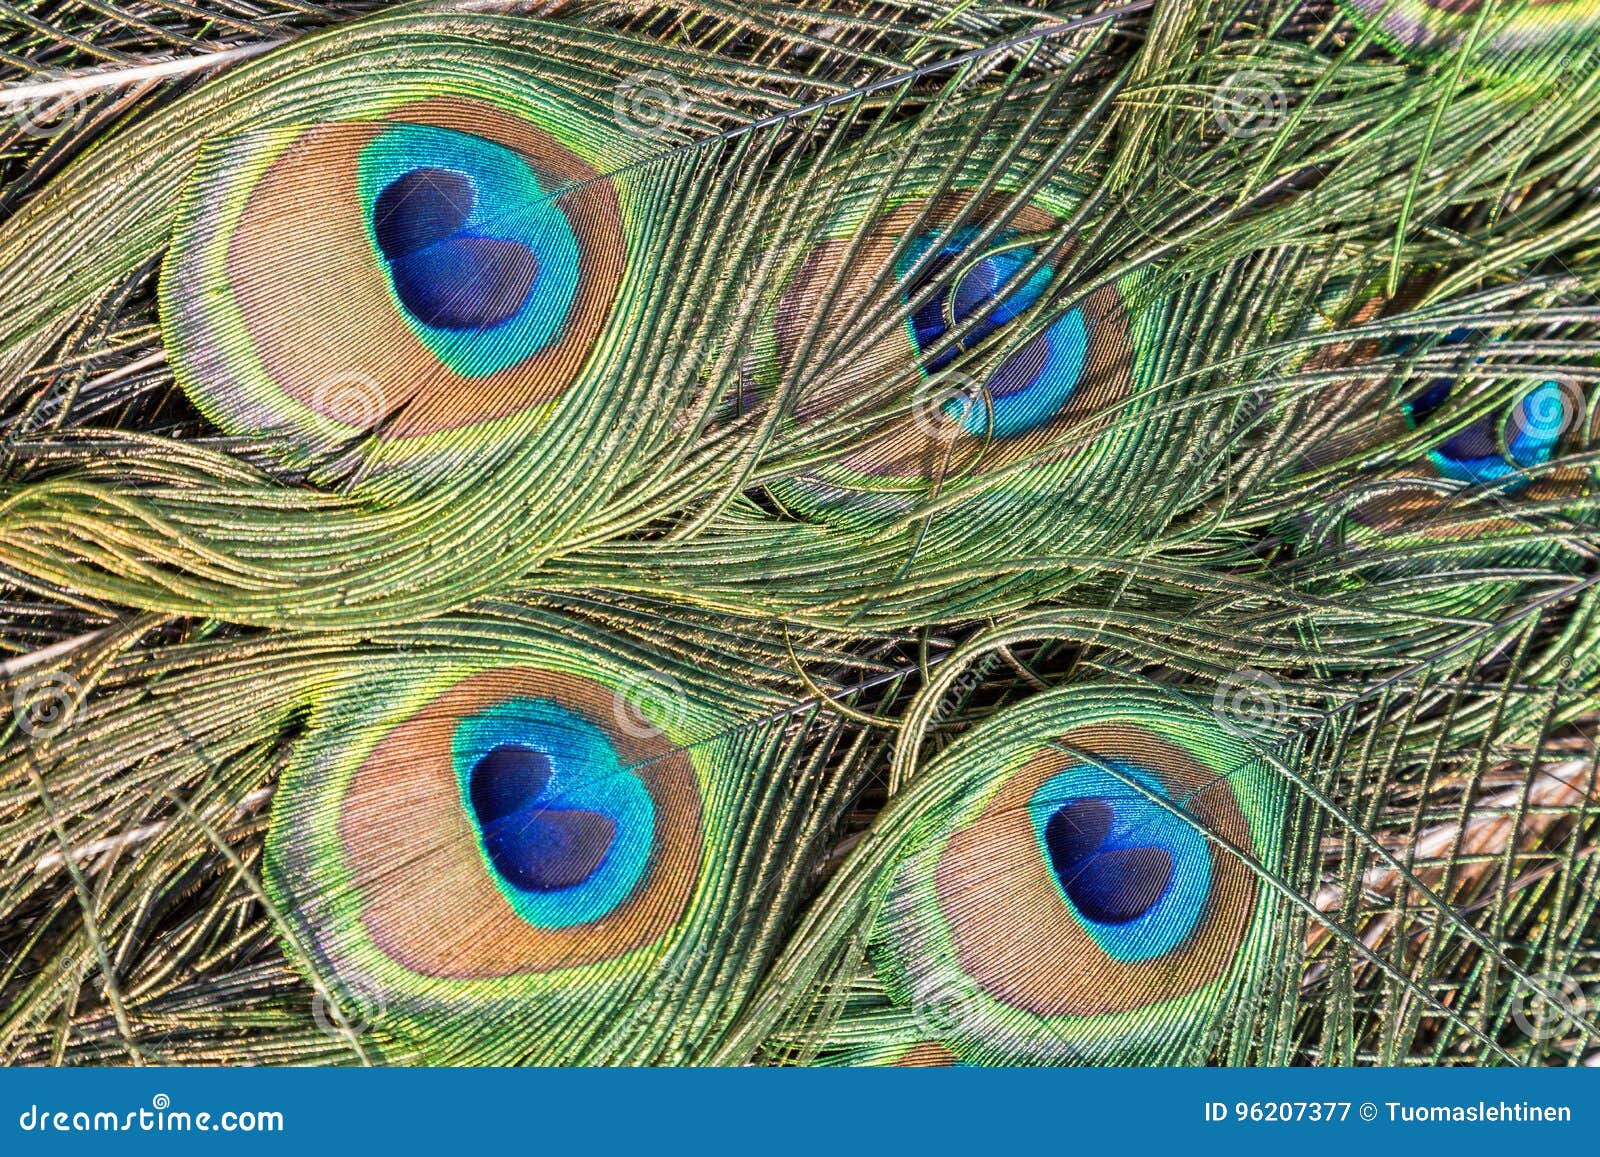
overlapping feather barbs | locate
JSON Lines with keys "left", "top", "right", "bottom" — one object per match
{"left": 0, "top": 0, "right": 1598, "bottom": 1067}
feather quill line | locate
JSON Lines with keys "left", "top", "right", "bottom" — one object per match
{"left": 1, "top": 626, "right": 115, "bottom": 676}
{"left": 0, "top": 41, "right": 282, "bottom": 109}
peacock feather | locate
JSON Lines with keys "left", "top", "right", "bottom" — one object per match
{"left": 865, "top": 685, "right": 1293, "bottom": 1066}
{"left": 1, "top": 0, "right": 1598, "bottom": 1069}
{"left": 163, "top": 111, "right": 630, "bottom": 475}
{"left": 260, "top": 615, "right": 878, "bottom": 1064}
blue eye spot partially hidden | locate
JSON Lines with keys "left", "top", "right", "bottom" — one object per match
{"left": 359, "top": 126, "right": 584, "bottom": 377}
{"left": 1029, "top": 762, "right": 1211, "bottom": 962}
{"left": 1404, "top": 331, "right": 1566, "bottom": 488}
{"left": 900, "top": 225, "right": 1091, "bottom": 439}
{"left": 452, "top": 698, "right": 654, "bottom": 929}
{"left": 904, "top": 230, "right": 1052, "bottom": 368}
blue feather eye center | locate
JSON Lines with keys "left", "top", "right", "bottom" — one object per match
{"left": 451, "top": 698, "right": 655, "bottom": 929}
{"left": 901, "top": 226, "right": 1089, "bottom": 438}
{"left": 467, "top": 744, "right": 617, "bottom": 893}
{"left": 1400, "top": 330, "right": 1566, "bottom": 486}
{"left": 1044, "top": 799, "right": 1175, "bottom": 925}
{"left": 358, "top": 125, "right": 584, "bottom": 378}
{"left": 1028, "top": 763, "right": 1212, "bottom": 962}
{"left": 904, "top": 230, "right": 1051, "bottom": 366}
{"left": 372, "top": 168, "right": 540, "bottom": 331}
{"left": 1409, "top": 378, "right": 1565, "bottom": 485}
{"left": 1395, "top": 328, "right": 1568, "bottom": 486}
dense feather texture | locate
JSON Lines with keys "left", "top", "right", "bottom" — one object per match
{"left": 1, "top": 0, "right": 1598, "bottom": 1069}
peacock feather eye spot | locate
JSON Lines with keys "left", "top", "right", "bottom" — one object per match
{"left": 1406, "top": 367, "right": 1564, "bottom": 487}
{"left": 371, "top": 165, "right": 541, "bottom": 332}
{"left": 1043, "top": 798, "right": 1175, "bottom": 926}
{"left": 1014, "top": 762, "right": 1216, "bottom": 966}
{"left": 388, "top": 236, "right": 541, "bottom": 331}
{"left": 1033, "top": 775, "right": 1200, "bottom": 956}
{"left": 764, "top": 190, "right": 1141, "bottom": 504}
{"left": 440, "top": 696, "right": 662, "bottom": 931}
{"left": 267, "top": 664, "right": 709, "bottom": 1028}
{"left": 899, "top": 225, "right": 1102, "bottom": 441}
{"left": 1070, "top": 846, "right": 1174, "bottom": 925}
{"left": 877, "top": 711, "right": 1285, "bottom": 1062}
{"left": 1042, "top": 797, "right": 1112, "bottom": 869}
{"left": 164, "top": 103, "right": 631, "bottom": 452}
{"left": 355, "top": 124, "right": 588, "bottom": 377}
{"left": 466, "top": 743, "right": 618, "bottom": 894}
{"left": 967, "top": 310, "right": 1089, "bottom": 438}
{"left": 479, "top": 806, "right": 617, "bottom": 894}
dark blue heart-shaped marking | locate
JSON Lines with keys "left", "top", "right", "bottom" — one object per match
{"left": 469, "top": 744, "right": 616, "bottom": 893}
{"left": 1044, "top": 797, "right": 1175, "bottom": 925}
{"left": 373, "top": 167, "right": 474, "bottom": 261}
{"left": 374, "top": 167, "right": 540, "bottom": 331}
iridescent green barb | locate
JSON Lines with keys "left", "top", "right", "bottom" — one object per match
{"left": 1, "top": 0, "right": 1597, "bottom": 1069}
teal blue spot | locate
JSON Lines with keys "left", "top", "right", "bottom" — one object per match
{"left": 1417, "top": 378, "right": 1566, "bottom": 487}
{"left": 451, "top": 698, "right": 653, "bottom": 929}
{"left": 358, "top": 125, "right": 582, "bottom": 378}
